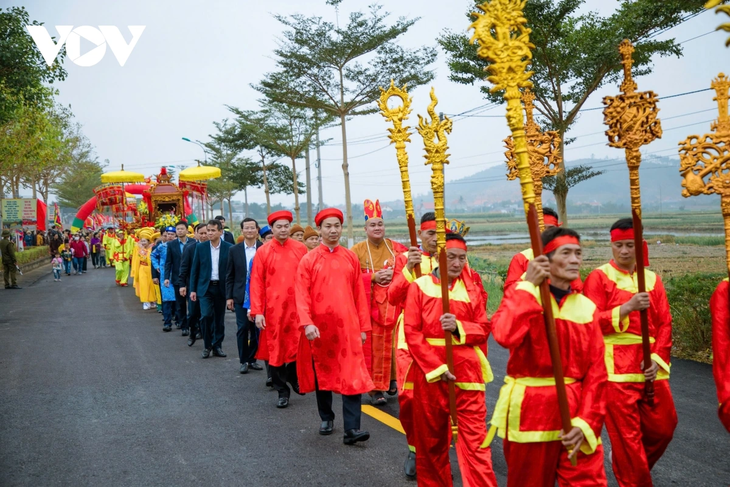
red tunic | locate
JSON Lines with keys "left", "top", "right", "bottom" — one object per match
{"left": 710, "top": 278, "right": 730, "bottom": 433}
{"left": 295, "top": 244, "right": 374, "bottom": 395}
{"left": 249, "top": 238, "right": 308, "bottom": 367}
{"left": 505, "top": 248, "right": 583, "bottom": 292}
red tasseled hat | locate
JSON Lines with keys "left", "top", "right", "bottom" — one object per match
{"left": 315, "top": 208, "right": 344, "bottom": 226}
{"left": 267, "top": 210, "right": 293, "bottom": 226}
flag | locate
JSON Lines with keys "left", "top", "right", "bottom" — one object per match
{"left": 54, "top": 203, "right": 63, "bottom": 229}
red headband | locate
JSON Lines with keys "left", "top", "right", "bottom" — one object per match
{"left": 446, "top": 239, "right": 467, "bottom": 251}
{"left": 610, "top": 228, "right": 650, "bottom": 266}
{"left": 420, "top": 221, "right": 436, "bottom": 231}
{"left": 544, "top": 214, "right": 560, "bottom": 227}
{"left": 543, "top": 235, "right": 580, "bottom": 255}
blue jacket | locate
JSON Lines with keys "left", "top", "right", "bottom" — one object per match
{"left": 151, "top": 242, "right": 175, "bottom": 302}
{"left": 190, "top": 240, "right": 232, "bottom": 297}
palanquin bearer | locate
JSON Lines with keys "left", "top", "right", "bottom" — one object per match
{"left": 710, "top": 278, "right": 730, "bottom": 433}
{"left": 350, "top": 199, "right": 407, "bottom": 405}
{"left": 249, "top": 210, "right": 308, "bottom": 409}
{"left": 403, "top": 232, "right": 497, "bottom": 487}
{"left": 583, "top": 218, "right": 677, "bottom": 486}
{"left": 491, "top": 227, "right": 608, "bottom": 487}
{"left": 504, "top": 207, "right": 582, "bottom": 292}
{"left": 387, "top": 211, "right": 439, "bottom": 478}
{"left": 296, "top": 208, "right": 373, "bottom": 445}
{"left": 111, "top": 229, "right": 133, "bottom": 286}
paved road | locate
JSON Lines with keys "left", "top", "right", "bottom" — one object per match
{"left": 0, "top": 266, "right": 728, "bottom": 486}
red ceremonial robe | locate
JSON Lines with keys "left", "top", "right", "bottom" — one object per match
{"left": 249, "top": 238, "right": 308, "bottom": 367}
{"left": 491, "top": 281, "right": 608, "bottom": 487}
{"left": 403, "top": 270, "right": 497, "bottom": 487}
{"left": 505, "top": 248, "right": 583, "bottom": 292}
{"left": 583, "top": 261, "right": 677, "bottom": 487}
{"left": 387, "top": 250, "right": 437, "bottom": 453}
{"left": 295, "top": 244, "right": 374, "bottom": 395}
{"left": 710, "top": 278, "right": 730, "bottom": 433}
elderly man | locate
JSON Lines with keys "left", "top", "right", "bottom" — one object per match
{"left": 165, "top": 221, "right": 196, "bottom": 336}
{"left": 180, "top": 223, "right": 207, "bottom": 347}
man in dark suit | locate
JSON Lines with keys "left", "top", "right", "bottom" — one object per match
{"left": 226, "top": 217, "right": 263, "bottom": 374}
{"left": 215, "top": 215, "right": 236, "bottom": 245}
{"left": 165, "top": 221, "right": 197, "bottom": 336}
{"left": 180, "top": 223, "right": 208, "bottom": 347}
{"left": 190, "top": 219, "right": 232, "bottom": 359}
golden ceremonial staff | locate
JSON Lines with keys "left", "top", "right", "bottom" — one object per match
{"left": 416, "top": 88, "right": 458, "bottom": 441}
{"left": 379, "top": 81, "right": 421, "bottom": 278}
{"left": 504, "top": 88, "right": 562, "bottom": 231}
{"left": 603, "top": 39, "right": 662, "bottom": 406}
{"left": 678, "top": 73, "right": 730, "bottom": 283}
{"left": 470, "top": 0, "right": 576, "bottom": 464}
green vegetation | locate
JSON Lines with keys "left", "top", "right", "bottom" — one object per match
{"left": 468, "top": 255, "right": 507, "bottom": 313}
{"left": 665, "top": 272, "right": 724, "bottom": 363}
{"left": 16, "top": 245, "right": 49, "bottom": 265}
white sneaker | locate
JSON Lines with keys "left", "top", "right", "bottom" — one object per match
{"left": 143, "top": 302, "right": 150, "bottom": 310}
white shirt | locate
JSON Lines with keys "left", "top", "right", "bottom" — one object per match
{"left": 244, "top": 241, "right": 257, "bottom": 267}
{"left": 210, "top": 240, "right": 222, "bottom": 280}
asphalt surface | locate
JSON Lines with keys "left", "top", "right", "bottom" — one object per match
{"left": 0, "top": 266, "right": 728, "bottom": 486}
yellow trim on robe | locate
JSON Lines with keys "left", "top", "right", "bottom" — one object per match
{"left": 514, "top": 281, "right": 596, "bottom": 324}
{"left": 598, "top": 262, "right": 657, "bottom": 293}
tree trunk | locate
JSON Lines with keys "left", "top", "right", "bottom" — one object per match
{"left": 244, "top": 187, "right": 249, "bottom": 217}
{"left": 227, "top": 195, "right": 233, "bottom": 226}
{"left": 554, "top": 129, "right": 569, "bottom": 226}
{"left": 305, "top": 147, "right": 313, "bottom": 226}
{"left": 291, "top": 156, "right": 301, "bottom": 225}
{"left": 260, "top": 151, "right": 271, "bottom": 214}
{"left": 340, "top": 112, "right": 353, "bottom": 247}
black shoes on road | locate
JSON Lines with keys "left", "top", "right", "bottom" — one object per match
{"left": 343, "top": 429, "right": 370, "bottom": 445}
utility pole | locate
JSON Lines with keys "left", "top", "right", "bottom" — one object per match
{"left": 305, "top": 148, "right": 313, "bottom": 226}
{"left": 316, "top": 128, "right": 323, "bottom": 213}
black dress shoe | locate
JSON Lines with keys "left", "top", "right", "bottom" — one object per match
{"left": 201, "top": 348, "right": 211, "bottom": 359}
{"left": 266, "top": 377, "right": 273, "bottom": 388}
{"left": 319, "top": 420, "right": 334, "bottom": 435}
{"left": 175, "top": 323, "right": 182, "bottom": 329}
{"left": 163, "top": 325, "right": 171, "bottom": 332}
{"left": 181, "top": 329, "right": 190, "bottom": 337}
{"left": 276, "top": 397, "right": 289, "bottom": 408}
{"left": 404, "top": 451, "right": 416, "bottom": 479}
{"left": 187, "top": 335, "right": 196, "bottom": 347}
{"left": 195, "top": 332, "right": 202, "bottom": 339}
{"left": 248, "top": 362, "right": 263, "bottom": 371}
{"left": 8, "top": 285, "right": 21, "bottom": 289}
{"left": 290, "top": 380, "right": 305, "bottom": 396}
{"left": 343, "top": 429, "right": 370, "bottom": 445}
{"left": 240, "top": 363, "right": 249, "bottom": 374}
{"left": 213, "top": 347, "right": 226, "bottom": 357}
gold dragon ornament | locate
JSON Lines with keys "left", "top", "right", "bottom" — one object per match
{"left": 504, "top": 88, "right": 562, "bottom": 230}
{"left": 706, "top": 0, "right": 730, "bottom": 47}
{"left": 678, "top": 73, "right": 730, "bottom": 274}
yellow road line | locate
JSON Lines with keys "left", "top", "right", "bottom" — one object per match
{"left": 362, "top": 405, "right": 405, "bottom": 435}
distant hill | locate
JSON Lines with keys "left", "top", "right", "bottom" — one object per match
{"left": 398, "top": 155, "right": 718, "bottom": 211}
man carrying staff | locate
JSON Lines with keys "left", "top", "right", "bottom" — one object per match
{"left": 250, "top": 210, "right": 308, "bottom": 409}
{"left": 295, "top": 208, "right": 373, "bottom": 445}
{"left": 403, "top": 232, "right": 497, "bottom": 486}
{"left": 583, "top": 218, "right": 677, "bottom": 486}
{"left": 351, "top": 199, "right": 407, "bottom": 406}
{"left": 491, "top": 227, "right": 608, "bottom": 487}
{"left": 710, "top": 278, "right": 730, "bottom": 433}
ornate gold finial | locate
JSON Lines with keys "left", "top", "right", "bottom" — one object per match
{"left": 706, "top": 0, "right": 730, "bottom": 47}
{"left": 378, "top": 80, "right": 415, "bottom": 223}
{"left": 470, "top": 0, "right": 536, "bottom": 216}
{"left": 603, "top": 39, "right": 662, "bottom": 219}
{"left": 678, "top": 73, "right": 730, "bottom": 273}
{"left": 417, "top": 88, "right": 452, "bottom": 254}
{"left": 505, "top": 88, "right": 562, "bottom": 230}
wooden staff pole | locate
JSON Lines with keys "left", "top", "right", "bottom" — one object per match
{"left": 470, "top": 0, "right": 576, "bottom": 463}
{"left": 417, "top": 88, "right": 458, "bottom": 441}
{"left": 379, "top": 81, "right": 421, "bottom": 278}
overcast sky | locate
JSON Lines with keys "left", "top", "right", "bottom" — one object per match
{"left": 17, "top": 0, "right": 730, "bottom": 209}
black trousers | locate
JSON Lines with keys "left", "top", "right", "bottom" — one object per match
{"left": 234, "top": 305, "right": 259, "bottom": 364}
{"left": 174, "top": 285, "right": 188, "bottom": 330}
{"left": 199, "top": 282, "right": 225, "bottom": 349}
{"left": 187, "top": 292, "right": 200, "bottom": 336}
{"left": 271, "top": 362, "right": 298, "bottom": 399}
{"left": 316, "top": 390, "right": 362, "bottom": 431}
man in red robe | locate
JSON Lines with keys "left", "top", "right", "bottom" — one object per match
{"left": 710, "top": 278, "right": 730, "bottom": 433}
{"left": 295, "top": 208, "right": 374, "bottom": 445}
{"left": 491, "top": 227, "right": 608, "bottom": 487}
{"left": 403, "top": 233, "right": 497, "bottom": 487}
{"left": 504, "top": 207, "right": 582, "bottom": 292}
{"left": 351, "top": 198, "right": 407, "bottom": 406}
{"left": 250, "top": 210, "right": 308, "bottom": 409}
{"left": 582, "top": 218, "right": 677, "bottom": 487}
{"left": 387, "top": 212, "right": 439, "bottom": 478}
